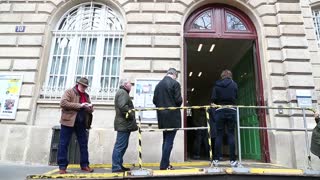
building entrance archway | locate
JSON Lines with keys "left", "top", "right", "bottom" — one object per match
{"left": 184, "top": 4, "right": 269, "bottom": 162}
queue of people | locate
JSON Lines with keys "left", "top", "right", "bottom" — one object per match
{"left": 57, "top": 68, "right": 320, "bottom": 174}
{"left": 56, "top": 68, "right": 239, "bottom": 174}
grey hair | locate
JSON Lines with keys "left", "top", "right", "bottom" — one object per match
{"left": 166, "top": 68, "right": 178, "bottom": 76}
{"left": 119, "top": 78, "right": 130, "bottom": 86}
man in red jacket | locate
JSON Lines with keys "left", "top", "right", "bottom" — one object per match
{"left": 58, "top": 77, "right": 94, "bottom": 174}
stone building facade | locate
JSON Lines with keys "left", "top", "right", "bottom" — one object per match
{"left": 0, "top": 0, "right": 320, "bottom": 170}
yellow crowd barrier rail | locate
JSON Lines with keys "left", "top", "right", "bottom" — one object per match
{"left": 126, "top": 105, "right": 315, "bottom": 118}
{"left": 126, "top": 104, "right": 316, "bottom": 171}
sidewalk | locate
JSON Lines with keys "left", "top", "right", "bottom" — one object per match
{"left": 0, "top": 161, "right": 56, "bottom": 180}
{"left": 1, "top": 160, "right": 320, "bottom": 180}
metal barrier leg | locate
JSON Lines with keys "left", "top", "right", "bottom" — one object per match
{"left": 138, "top": 114, "right": 143, "bottom": 169}
{"left": 302, "top": 108, "right": 313, "bottom": 173}
{"left": 204, "top": 107, "right": 224, "bottom": 173}
{"left": 130, "top": 112, "right": 152, "bottom": 176}
{"left": 302, "top": 108, "right": 312, "bottom": 169}
{"left": 236, "top": 107, "right": 243, "bottom": 167}
{"left": 205, "top": 107, "right": 213, "bottom": 166}
{"left": 232, "top": 107, "right": 250, "bottom": 173}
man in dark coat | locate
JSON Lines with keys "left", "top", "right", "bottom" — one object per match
{"left": 153, "top": 68, "right": 182, "bottom": 170}
{"left": 211, "top": 69, "right": 238, "bottom": 167}
{"left": 112, "top": 79, "right": 138, "bottom": 172}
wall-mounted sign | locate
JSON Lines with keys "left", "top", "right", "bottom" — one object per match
{"left": 296, "top": 90, "right": 312, "bottom": 108}
{"left": 0, "top": 74, "right": 23, "bottom": 120}
{"left": 134, "top": 79, "right": 160, "bottom": 124}
{"left": 15, "top": 26, "right": 25, "bottom": 32}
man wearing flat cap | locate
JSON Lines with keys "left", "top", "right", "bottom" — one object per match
{"left": 57, "top": 77, "right": 94, "bottom": 174}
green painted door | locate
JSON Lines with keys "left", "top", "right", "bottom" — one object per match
{"left": 233, "top": 46, "right": 261, "bottom": 160}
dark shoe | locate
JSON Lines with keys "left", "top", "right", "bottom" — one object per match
{"left": 112, "top": 169, "right": 125, "bottom": 173}
{"left": 167, "top": 165, "right": 174, "bottom": 170}
{"left": 59, "top": 169, "right": 67, "bottom": 174}
{"left": 121, "top": 166, "right": 130, "bottom": 171}
{"left": 160, "top": 165, "right": 174, "bottom": 170}
{"left": 81, "top": 166, "right": 94, "bottom": 173}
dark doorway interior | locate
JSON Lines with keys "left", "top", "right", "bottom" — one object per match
{"left": 185, "top": 37, "right": 261, "bottom": 161}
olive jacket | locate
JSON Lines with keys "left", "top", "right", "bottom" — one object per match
{"left": 114, "top": 86, "right": 138, "bottom": 132}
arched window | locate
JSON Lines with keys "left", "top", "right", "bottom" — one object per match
{"left": 42, "top": 2, "right": 124, "bottom": 100}
{"left": 226, "top": 12, "right": 247, "bottom": 31}
{"left": 312, "top": 8, "right": 320, "bottom": 46}
{"left": 191, "top": 10, "right": 213, "bottom": 30}
{"left": 185, "top": 5, "right": 255, "bottom": 39}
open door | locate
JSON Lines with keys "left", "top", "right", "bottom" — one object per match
{"left": 184, "top": 4, "right": 269, "bottom": 161}
{"left": 233, "top": 44, "right": 261, "bottom": 160}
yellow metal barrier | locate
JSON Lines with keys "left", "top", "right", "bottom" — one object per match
{"left": 126, "top": 104, "right": 315, "bottom": 170}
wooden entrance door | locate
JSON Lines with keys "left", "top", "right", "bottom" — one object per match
{"left": 184, "top": 4, "right": 269, "bottom": 162}
{"left": 233, "top": 47, "right": 261, "bottom": 160}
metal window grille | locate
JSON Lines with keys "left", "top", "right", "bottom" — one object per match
{"left": 312, "top": 9, "right": 320, "bottom": 46}
{"left": 41, "top": 2, "right": 124, "bottom": 101}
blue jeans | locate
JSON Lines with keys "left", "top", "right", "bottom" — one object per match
{"left": 160, "top": 131, "right": 177, "bottom": 169}
{"left": 112, "top": 131, "right": 130, "bottom": 171}
{"left": 57, "top": 110, "right": 89, "bottom": 170}
{"left": 214, "top": 108, "right": 237, "bottom": 161}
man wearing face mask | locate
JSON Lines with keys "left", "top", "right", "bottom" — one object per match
{"left": 153, "top": 68, "right": 182, "bottom": 170}
{"left": 58, "top": 77, "right": 94, "bottom": 174}
{"left": 112, "top": 79, "right": 138, "bottom": 172}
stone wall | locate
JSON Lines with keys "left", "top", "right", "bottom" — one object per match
{"left": 0, "top": 0, "right": 319, "bottom": 169}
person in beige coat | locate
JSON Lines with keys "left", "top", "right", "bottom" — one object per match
{"left": 57, "top": 77, "right": 94, "bottom": 174}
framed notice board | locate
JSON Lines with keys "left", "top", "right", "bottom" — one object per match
{"left": 134, "top": 79, "right": 160, "bottom": 124}
{"left": 0, "top": 74, "right": 23, "bottom": 120}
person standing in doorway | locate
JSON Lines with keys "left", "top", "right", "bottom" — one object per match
{"left": 112, "top": 79, "right": 138, "bottom": 172}
{"left": 211, "top": 69, "right": 238, "bottom": 167}
{"left": 192, "top": 108, "right": 209, "bottom": 160}
{"left": 153, "top": 68, "right": 183, "bottom": 170}
{"left": 58, "top": 77, "right": 94, "bottom": 174}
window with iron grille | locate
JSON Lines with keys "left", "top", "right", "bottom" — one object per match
{"left": 41, "top": 3, "right": 124, "bottom": 101}
{"left": 313, "top": 9, "right": 320, "bottom": 46}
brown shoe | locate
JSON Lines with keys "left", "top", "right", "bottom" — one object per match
{"left": 81, "top": 166, "right": 94, "bottom": 173}
{"left": 59, "top": 169, "right": 67, "bottom": 174}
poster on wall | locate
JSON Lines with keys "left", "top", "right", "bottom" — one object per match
{"left": 134, "top": 79, "right": 160, "bottom": 124}
{"left": 0, "top": 74, "right": 23, "bottom": 120}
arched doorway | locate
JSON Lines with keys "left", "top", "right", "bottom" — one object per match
{"left": 184, "top": 4, "right": 269, "bottom": 162}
